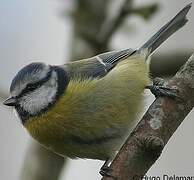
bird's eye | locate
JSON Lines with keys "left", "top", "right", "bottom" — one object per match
{"left": 18, "top": 83, "right": 39, "bottom": 97}
{"left": 25, "top": 84, "right": 37, "bottom": 91}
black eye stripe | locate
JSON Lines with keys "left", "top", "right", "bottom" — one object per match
{"left": 18, "top": 69, "right": 52, "bottom": 98}
{"left": 15, "top": 66, "right": 69, "bottom": 124}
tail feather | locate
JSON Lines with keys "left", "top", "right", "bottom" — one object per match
{"left": 139, "top": 3, "right": 192, "bottom": 58}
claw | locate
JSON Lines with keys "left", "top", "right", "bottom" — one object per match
{"left": 100, "top": 165, "right": 112, "bottom": 177}
{"left": 99, "top": 159, "right": 116, "bottom": 179}
{"left": 146, "top": 78, "right": 181, "bottom": 100}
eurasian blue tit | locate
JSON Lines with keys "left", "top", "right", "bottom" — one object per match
{"left": 3, "top": 3, "right": 191, "bottom": 172}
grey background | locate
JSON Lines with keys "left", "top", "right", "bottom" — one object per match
{"left": 0, "top": 0, "right": 194, "bottom": 179}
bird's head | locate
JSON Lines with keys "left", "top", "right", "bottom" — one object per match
{"left": 3, "top": 62, "right": 69, "bottom": 124}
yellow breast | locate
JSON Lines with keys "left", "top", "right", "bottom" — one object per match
{"left": 25, "top": 55, "right": 149, "bottom": 159}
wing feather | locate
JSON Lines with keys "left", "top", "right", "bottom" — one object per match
{"left": 62, "top": 49, "right": 135, "bottom": 79}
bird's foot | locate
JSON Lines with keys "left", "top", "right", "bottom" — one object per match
{"left": 100, "top": 159, "right": 116, "bottom": 179}
{"left": 100, "top": 165, "right": 112, "bottom": 177}
{"left": 146, "top": 77, "right": 180, "bottom": 100}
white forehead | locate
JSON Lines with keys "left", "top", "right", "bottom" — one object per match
{"left": 10, "top": 63, "right": 50, "bottom": 97}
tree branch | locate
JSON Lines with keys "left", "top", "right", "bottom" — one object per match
{"left": 71, "top": 0, "right": 110, "bottom": 57}
{"left": 97, "top": 0, "right": 134, "bottom": 45}
{"left": 102, "top": 53, "right": 194, "bottom": 180}
{"left": 98, "top": 1, "right": 159, "bottom": 45}
{"left": 131, "top": 3, "right": 158, "bottom": 21}
{"left": 20, "top": 141, "right": 66, "bottom": 180}
{"left": 78, "top": 0, "right": 158, "bottom": 54}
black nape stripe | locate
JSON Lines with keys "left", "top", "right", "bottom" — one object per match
{"left": 51, "top": 66, "right": 70, "bottom": 100}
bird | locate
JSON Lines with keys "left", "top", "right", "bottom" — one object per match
{"left": 3, "top": 3, "right": 191, "bottom": 175}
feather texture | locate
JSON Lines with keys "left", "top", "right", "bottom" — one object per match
{"left": 25, "top": 54, "right": 149, "bottom": 160}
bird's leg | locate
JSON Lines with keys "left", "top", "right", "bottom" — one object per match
{"left": 100, "top": 158, "right": 115, "bottom": 179}
{"left": 146, "top": 77, "right": 180, "bottom": 99}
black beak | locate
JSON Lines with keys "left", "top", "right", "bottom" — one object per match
{"left": 3, "top": 97, "right": 17, "bottom": 106}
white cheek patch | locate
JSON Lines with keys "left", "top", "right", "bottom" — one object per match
{"left": 19, "top": 71, "right": 58, "bottom": 115}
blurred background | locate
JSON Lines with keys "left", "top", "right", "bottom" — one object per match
{"left": 0, "top": 0, "right": 194, "bottom": 179}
